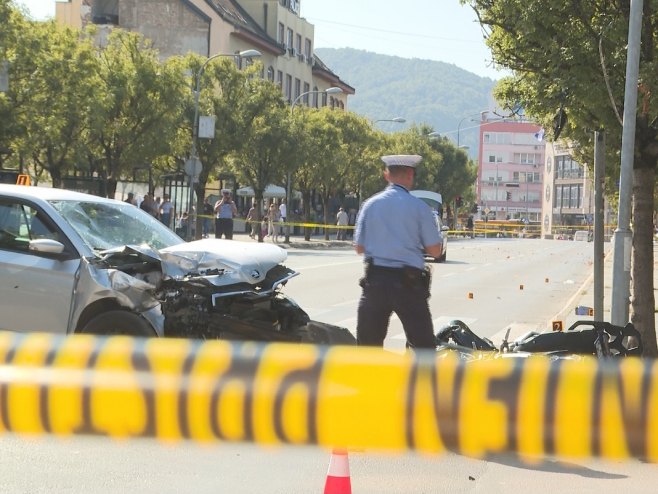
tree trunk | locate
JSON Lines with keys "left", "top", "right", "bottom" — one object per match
{"left": 631, "top": 165, "right": 656, "bottom": 356}
{"left": 193, "top": 181, "right": 205, "bottom": 241}
{"left": 322, "top": 196, "right": 330, "bottom": 241}
{"left": 303, "top": 191, "right": 312, "bottom": 241}
{"left": 106, "top": 178, "right": 118, "bottom": 199}
{"left": 255, "top": 192, "right": 265, "bottom": 243}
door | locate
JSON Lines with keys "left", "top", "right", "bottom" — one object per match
{"left": 0, "top": 200, "right": 79, "bottom": 333}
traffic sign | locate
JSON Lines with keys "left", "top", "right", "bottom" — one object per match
{"left": 552, "top": 320, "right": 563, "bottom": 332}
{"left": 184, "top": 158, "right": 202, "bottom": 178}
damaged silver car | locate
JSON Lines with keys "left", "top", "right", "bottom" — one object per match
{"left": 0, "top": 184, "right": 355, "bottom": 344}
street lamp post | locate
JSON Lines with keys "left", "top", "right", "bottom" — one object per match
{"left": 186, "top": 49, "right": 261, "bottom": 240}
{"left": 454, "top": 111, "right": 488, "bottom": 229}
{"left": 495, "top": 162, "right": 499, "bottom": 220}
{"left": 285, "top": 86, "right": 343, "bottom": 243}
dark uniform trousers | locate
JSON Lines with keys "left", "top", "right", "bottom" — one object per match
{"left": 356, "top": 264, "right": 435, "bottom": 349}
{"left": 215, "top": 217, "right": 234, "bottom": 239}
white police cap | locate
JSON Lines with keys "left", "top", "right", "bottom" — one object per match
{"left": 381, "top": 154, "right": 422, "bottom": 168}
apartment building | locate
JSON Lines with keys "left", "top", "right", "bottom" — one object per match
{"left": 542, "top": 141, "right": 612, "bottom": 238}
{"left": 476, "top": 118, "right": 545, "bottom": 222}
{"left": 55, "top": 0, "right": 354, "bottom": 107}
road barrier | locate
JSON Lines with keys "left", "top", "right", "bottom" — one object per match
{"left": 0, "top": 331, "right": 656, "bottom": 462}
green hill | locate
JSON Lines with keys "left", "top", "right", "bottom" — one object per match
{"left": 316, "top": 48, "right": 496, "bottom": 155}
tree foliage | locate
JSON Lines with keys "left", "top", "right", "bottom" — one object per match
{"left": 88, "top": 29, "right": 186, "bottom": 198}
{"left": 462, "top": 0, "right": 657, "bottom": 353}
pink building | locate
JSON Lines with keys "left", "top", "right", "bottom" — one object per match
{"left": 476, "top": 119, "right": 545, "bottom": 221}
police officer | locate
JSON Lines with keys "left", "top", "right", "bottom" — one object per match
{"left": 353, "top": 154, "right": 443, "bottom": 349}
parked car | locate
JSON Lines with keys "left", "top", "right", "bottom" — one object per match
{"left": 0, "top": 184, "right": 355, "bottom": 344}
{"left": 410, "top": 190, "right": 448, "bottom": 262}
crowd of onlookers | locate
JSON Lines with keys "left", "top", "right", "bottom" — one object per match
{"left": 122, "top": 190, "right": 358, "bottom": 241}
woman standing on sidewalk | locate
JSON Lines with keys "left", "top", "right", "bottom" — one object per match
{"left": 267, "top": 202, "right": 280, "bottom": 242}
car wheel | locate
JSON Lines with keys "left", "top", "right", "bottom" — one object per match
{"left": 300, "top": 321, "right": 356, "bottom": 345}
{"left": 80, "top": 310, "right": 156, "bottom": 337}
{"left": 439, "top": 251, "right": 446, "bottom": 262}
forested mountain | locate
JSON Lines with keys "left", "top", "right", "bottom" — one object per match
{"left": 316, "top": 48, "right": 497, "bottom": 156}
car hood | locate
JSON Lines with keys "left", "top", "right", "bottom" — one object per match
{"left": 159, "top": 239, "right": 288, "bottom": 284}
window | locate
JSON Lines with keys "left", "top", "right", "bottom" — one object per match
{"left": 484, "top": 132, "right": 512, "bottom": 144}
{"left": 287, "top": 28, "right": 293, "bottom": 50}
{"left": 91, "top": 0, "right": 118, "bottom": 25}
{"left": 267, "top": 66, "right": 274, "bottom": 81}
{"left": 294, "top": 78, "right": 301, "bottom": 101}
{"left": 488, "top": 155, "right": 496, "bottom": 163}
{"left": 278, "top": 23, "right": 285, "bottom": 44}
{"left": 277, "top": 70, "right": 283, "bottom": 89}
{"left": 304, "top": 38, "right": 312, "bottom": 58}
{"left": 303, "top": 82, "right": 310, "bottom": 104}
{"left": 296, "top": 34, "right": 302, "bottom": 55}
{"left": 285, "top": 74, "right": 292, "bottom": 102}
{"left": 312, "top": 86, "right": 319, "bottom": 107}
{"left": 0, "top": 202, "right": 57, "bottom": 252}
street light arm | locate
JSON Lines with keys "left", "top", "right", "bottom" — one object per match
{"left": 290, "top": 86, "right": 343, "bottom": 114}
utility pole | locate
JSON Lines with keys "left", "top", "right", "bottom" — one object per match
{"left": 611, "top": 0, "right": 643, "bottom": 326}
{"left": 593, "top": 131, "right": 605, "bottom": 320}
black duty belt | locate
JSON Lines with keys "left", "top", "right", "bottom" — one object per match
{"left": 369, "top": 264, "right": 405, "bottom": 274}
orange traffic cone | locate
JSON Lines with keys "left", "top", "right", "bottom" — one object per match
{"left": 323, "top": 449, "right": 352, "bottom": 494}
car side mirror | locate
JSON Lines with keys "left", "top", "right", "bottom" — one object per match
{"left": 29, "top": 238, "right": 65, "bottom": 255}
{"left": 441, "top": 226, "right": 449, "bottom": 232}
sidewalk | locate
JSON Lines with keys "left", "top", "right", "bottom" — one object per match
{"left": 230, "top": 229, "right": 354, "bottom": 250}
{"left": 553, "top": 241, "right": 658, "bottom": 332}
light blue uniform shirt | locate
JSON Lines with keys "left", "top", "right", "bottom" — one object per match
{"left": 355, "top": 184, "right": 443, "bottom": 270}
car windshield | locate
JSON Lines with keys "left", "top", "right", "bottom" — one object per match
{"left": 49, "top": 200, "right": 184, "bottom": 252}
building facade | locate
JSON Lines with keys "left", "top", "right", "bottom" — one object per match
{"left": 476, "top": 118, "right": 545, "bottom": 222}
{"left": 541, "top": 141, "right": 612, "bottom": 239}
{"left": 55, "top": 0, "right": 354, "bottom": 106}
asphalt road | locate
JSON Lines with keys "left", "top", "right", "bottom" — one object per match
{"left": 3, "top": 238, "right": 656, "bottom": 494}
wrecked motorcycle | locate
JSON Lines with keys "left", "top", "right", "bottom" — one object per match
{"left": 434, "top": 319, "right": 643, "bottom": 358}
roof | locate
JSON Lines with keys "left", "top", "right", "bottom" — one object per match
{"left": 204, "top": 0, "right": 284, "bottom": 55}
{"left": 203, "top": 1, "right": 355, "bottom": 93}
{"left": 0, "top": 184, "right": 119, "bottom": 203}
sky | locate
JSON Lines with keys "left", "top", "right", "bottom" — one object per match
{"left": 16, "top": 0, "right": 501, "bottom": 80}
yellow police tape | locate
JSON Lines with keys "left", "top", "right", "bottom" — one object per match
{"left": 1, "top": 332, "right": 657, "bottom": 461}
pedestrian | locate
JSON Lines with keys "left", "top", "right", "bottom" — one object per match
{"left": 336, "top": 207, "right": 349, "bottom": 240}
{"left": 354, "top": 154, "right": 443, "bottom": 349}
{"left": 202, "top": 197, "right": 213, "bottom": 238}
{"left": 267, "top": 202, "right": 280, "bottom": 242}
{"left": 152, "top": 196, "right": 161, "bottom": 219}
{"left": 125, "top": 192, "right": 136, "bottom": 206}
{"left": 214, "top": 189, "right": 238, "bottom": 239}
{"left": 140, "top": 193, "right": 153, "bottom": 215}
{"left": 467, "top": 215, "right": 474, "bottom": 239}
{"left": 246, "top": 200, "right": 258, "bottom": 239}
{"left": 175, "top": 211, "right": 188, "bottom": 237}
{"left": 160, "top": 194, "right": 173, "bottom": 228}
{"left": 278, "top": 199, "right": 287, "bottom": 238}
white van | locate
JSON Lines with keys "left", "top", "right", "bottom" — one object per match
{"left": 410, "top": 190, "right": 448, "bottom": 262}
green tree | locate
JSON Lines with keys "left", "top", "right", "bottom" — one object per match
{"left": 317, "top": 109, "right": 376, "bottom": 239}
{"left": 0, "top": 2, "right": 34, "bottom": 169}
{"left": 88, "top": 29, "right": 185, "bottom": 198}
{"left": 18, "top": 22, "right": 99, "bottom": 187}
{"left": 463, "top": 0, "right": 657, "bottom": 353}
{"left": 229, "top": 80, "right": 292, "bottom": 242}
{"left": 181, "top": 55, "right": 265, "bottom": 238}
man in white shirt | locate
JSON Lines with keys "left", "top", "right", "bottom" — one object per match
{"left": 278, "top": 200, "right": 287, "bottom": 239}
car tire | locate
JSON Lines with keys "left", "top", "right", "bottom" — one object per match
{"left": 80, "top": 310, "right": 156, "bottom": 337}
{"left": 300, "top": 321, "right": 356, "bottom": 345}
